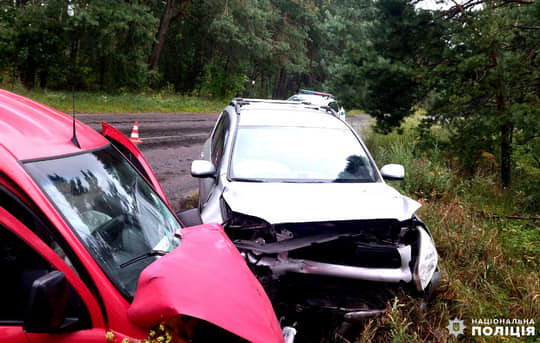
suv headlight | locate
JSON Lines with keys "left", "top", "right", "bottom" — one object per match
{"left": 413, "top": 226, "right": 438, "bottom": 291}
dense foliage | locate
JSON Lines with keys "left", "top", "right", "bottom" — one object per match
{"left": 423, "top": 0, "right": 540, "bottom": 187}
{"left": 361, "top": 119, "right": 539, "bottom": 342}
{"left": 0, "top": 0, "right": 538, "bottom": 187}
{"left": 0, "top": 0, "right": 157, "bottom": 90}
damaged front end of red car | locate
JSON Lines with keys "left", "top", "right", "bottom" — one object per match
{"left": 128, "top": 223, "right": 285, "bottom": 343}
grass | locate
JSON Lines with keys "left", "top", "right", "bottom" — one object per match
{"left": 1, "top": 85, "right": 228, "bottom": 113}
{"left": 178, "top": 192, "right": 199, "bottom": 210}
{"left": 6, "top": 87, "right": 537, "bottom": 341}
{"left": 357, "top": 117, "right": 539, "bottom": 342}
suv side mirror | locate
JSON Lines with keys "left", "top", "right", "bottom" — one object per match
{"left": 380, "top": 164, "right": 405, "bottom": 181}
{"left": 23, "top": 271, "right": 77, "bottom": 333}
{"left": 191, "top": 160, "right": 216, "bottom": 178}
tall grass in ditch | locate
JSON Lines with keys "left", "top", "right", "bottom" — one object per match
{"left": 355, "top": 117, "right": 539, "bottom": 342}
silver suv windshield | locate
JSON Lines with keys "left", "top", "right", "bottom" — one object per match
{"left": 24, "top": 146, "right": 181, "bottom": 296}
{"left": 230, "top": 126, "right": 377, "bottom": 182}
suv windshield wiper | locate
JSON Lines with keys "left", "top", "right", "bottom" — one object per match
{"left": 230, "top": 177, "right": 265, "bottom": 182}
{"left": 119, "top": 250, "right": 167, "bottom": 268}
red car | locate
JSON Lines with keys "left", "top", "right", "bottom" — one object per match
{"left": 0, "top": 89, "right": 284, "bottom": 343}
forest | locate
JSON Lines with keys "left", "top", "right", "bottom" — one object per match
{"left": 1, "top": 0, "right": 539, "bottom": 191}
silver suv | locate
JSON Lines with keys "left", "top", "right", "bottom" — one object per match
{"left": 288, "top": 89, "right": 346, "bottom": 120}
{"left": 180, "top": 98, "right": 439, "bottom": 328}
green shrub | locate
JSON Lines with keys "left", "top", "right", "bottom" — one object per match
{"left": 199, "top": 64, "right": 247, "bottom": 100}
{"left": 355, "top": 117, "right": 539, "bottom": 343}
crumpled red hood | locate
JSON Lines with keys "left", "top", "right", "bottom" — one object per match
{"left": 128, "top": 223, "right": 284, "bottom": 343}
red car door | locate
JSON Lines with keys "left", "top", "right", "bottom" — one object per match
{"left": 0, "top": 207, "right": 107, "bottom": 343}
{"left": 0, "top": 327, "right": 28, "bottom": 343}
{"left": 101, "top": 122, "right": 171, "bottom": 208}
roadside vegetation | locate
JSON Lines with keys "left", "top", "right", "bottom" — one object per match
{"left": 359, "top": 115, "right": 539, "bottom": 342}
{"left": 7, "top": 85, "right": 227, "bottom": 114}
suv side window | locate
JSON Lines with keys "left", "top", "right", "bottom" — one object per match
{"left": 0, "top": 224, "right": 90, "bottom": 327}
{"left": 0, "top": 186, "right": 77, "bottom": 274}
{"left": 211, "top": 113, "right": 231, "bottom": 168}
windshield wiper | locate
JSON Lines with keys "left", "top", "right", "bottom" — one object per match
{"left": 120, "top": 230, "right": 182, "bottom": 268}
{"left": 333, "top": 178, "right": 371, "bottom": 183}
{"left": 119, "top": 250, "right": 167, "bottom": 268}
{"left": 230, "top": 177, "right": 265, "bottom": 182}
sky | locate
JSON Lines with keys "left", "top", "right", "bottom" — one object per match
{"left": 415, "top": 0, "right": 454, "bottom": 10}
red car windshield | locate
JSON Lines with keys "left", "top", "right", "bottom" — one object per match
{"left": 24, "top": 146, "right": 181, "bottom": 297}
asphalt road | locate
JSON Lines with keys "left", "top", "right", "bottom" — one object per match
{"left": 78, "top": 112, "right": 370, "bottom": 212}
{"left": 78, "top": 112, "right": 219, "bottom": 211}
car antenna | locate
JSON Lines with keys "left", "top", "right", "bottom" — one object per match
{"left": 70, "top": 86, "right": 81, "bottom": 148}
{"left": 67, "top": 5, "right": 80, "bottom": 149}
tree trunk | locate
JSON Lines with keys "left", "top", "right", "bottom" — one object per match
{"left": 148, "top": 0, "right": 179, "bottom": 71}
{"left": 492, "top": 48, "right": 512, "bottom": 187}
{"left": 38, "top": 70, "right": 48, "bottom": 88}
{"left": 20, "top": 58, "right": 36, "bottom": 89}
{"left": 149, "top": 0, "right": 192, "bottom": 71}
{"left": 273, "top": 68, "right": 288, "bottom": 99}
{"left": 500, "top": 122, "right": 513, "bottom": 187}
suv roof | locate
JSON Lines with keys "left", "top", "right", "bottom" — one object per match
{"left": 0, "top": 89, "right": 107, "bottom": 160}
{"left": 229, "top": 98, "right": 343, "bottom": 128}
{"left": 230, "top": 98, "right": 341, "bottom": 127}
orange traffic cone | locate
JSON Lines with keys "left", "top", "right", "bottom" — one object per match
{"left": 129, "top": 121, "right": 142, "bottom": 144}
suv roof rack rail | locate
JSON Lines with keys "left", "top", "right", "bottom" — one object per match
{"left": 319, "top": 105, "right": 338, "bottom": 117}
{"left": 230, "top": 98, "right": 335, "bottom": 116}
{"left": 232, "top": 98, "right": 300, "bottom": 106}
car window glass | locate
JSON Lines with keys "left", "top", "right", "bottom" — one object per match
{"left": 24, "top": 146, "right": 181, "bottom": 296}
{"left": 108, "top": 138, "right": 152, "bottom": 183}
{"left": 0, "top": 224, "right": 90, "bottom": 327}
{"left": 211, "top": 113, "right": 230, "bottom": 168}
{"left": 230, "top": 126, "right": 376, "bottom": 182}
{"left": 0, "top": 187, "right": 77, "bottom": 275}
